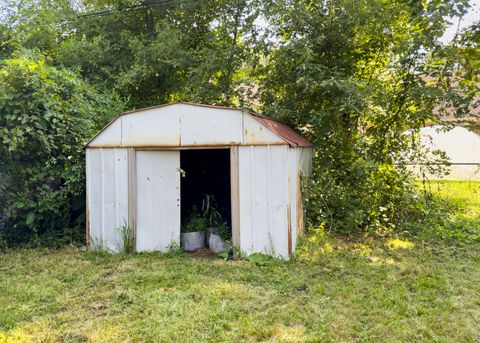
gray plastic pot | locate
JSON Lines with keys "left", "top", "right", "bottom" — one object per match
{"left": 205, "top": 227, "right": 216, "bottom": 247}
{"left": 181, "top": 231, "right": 206, "bottom": 252}
{"left": 209, "top": 233, "right": 228, "bottom": 254}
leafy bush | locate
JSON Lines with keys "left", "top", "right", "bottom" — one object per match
{"left": 0, "top": 52, "right": 124, "bottom": 247}
{"left": 304, "top": 156, "right": 424, "bottom": 236}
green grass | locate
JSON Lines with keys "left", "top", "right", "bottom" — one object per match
{"left": 1, "top": 182, "right": 479, "bottom": 342}
{"left": 416, "top": 180, "right": 480, "bottom": 242}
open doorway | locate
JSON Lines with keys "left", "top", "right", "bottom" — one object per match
{"left": 180, "top": 149, "right": 231, "bottom": 240}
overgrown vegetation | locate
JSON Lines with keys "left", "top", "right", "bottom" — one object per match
{"left": 0, "top": 0, "right": 478, "bottom": 246}
{"left": 0, "top": 54, "right": 123, "bottom": 247}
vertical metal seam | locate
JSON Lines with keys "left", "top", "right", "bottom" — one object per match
{"left": 85, "top": 149, "right": 90, "bottom": 248}
{"left": 241, "top": 110, "right": 245, "bottom": 145}
{"left": 120, "top": 117, "right": 123, "bottom": 147}
{"left": 128, "top": 148, "right": 137, "bottom": 251}
{"left": 100, "top": 148, "right": 105, "bottom": 241}
{"left": 266, "top": 145, "right": 271, "bottom": 251}
{"left": 113, "top": 148, "right": 119, "bottom": 239}
{"left": 179, "top": 104, "right": 182, "bottom": 146}
{"left": 285, "top": 146, "right": 289, "bottom": 255}
{"left": 249, "top": 145, "right": 255, "bottom": 253}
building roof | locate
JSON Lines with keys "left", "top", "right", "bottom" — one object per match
{"left": 248, "top": 111, "right": 313, "bottom": 148}
{"left": 86, "top": 102, "right": 313, "bottom": 148}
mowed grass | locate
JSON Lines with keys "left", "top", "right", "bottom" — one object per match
{"left": 1, "top": 183, "right": 479, "bottom": 342}
{"left": 427, "top": 180, "right": 480, "bottom": 214}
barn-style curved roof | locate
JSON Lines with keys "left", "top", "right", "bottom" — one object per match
{"left": 86, "top": 102, "right": 313, "bottom": 148}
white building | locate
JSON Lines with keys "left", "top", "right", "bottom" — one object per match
{"left": 85, "top": 102, "right": 313, "bottom": 258}
{"left": 409, "top": 125, "right": 480, "bottom": 181}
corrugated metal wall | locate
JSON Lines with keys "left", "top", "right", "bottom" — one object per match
{"left": 86, "top": 148, "right": 129, "bottom": 252}
{"left": 86, "top": 145, "right": 312, "bottom": 257}
{"left": 237, "top": 145, "right": 312, "bottom": 258}
{"left": 238, "top": 145, "right": 290, "bottom": 258}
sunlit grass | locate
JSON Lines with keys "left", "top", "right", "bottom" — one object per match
{"left": 0, "top": 181, "right": 479, "bottom": 342}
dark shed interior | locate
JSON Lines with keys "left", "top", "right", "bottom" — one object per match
{"left": 180, "top": 149, "right": 231, "bottom": 228}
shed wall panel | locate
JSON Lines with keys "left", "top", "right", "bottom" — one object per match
{"left": 180, "top": 106, "right": 243, "bottom": 145}
{"left": 86, "top": 148, "right": 129, "bottom": 252}
{"left": 88, "top": 119, "right": 122, "bottom": 147}
{"left": 121, "top": 105, "right": 181, "bottom": 147}
{"left": 238, "top": 145, "right": 290, "bottom": 258}
{"left": 135, "top": 150, "right": 181, "bottom": 252}
{"left": 243, "top": 113, "right": 285, "bottom": 145}
{"left": 298, "top": 147, "right": 313, "bottom": 176}
{"left": 287, "top": 148, "right": 298, "bottom": 253}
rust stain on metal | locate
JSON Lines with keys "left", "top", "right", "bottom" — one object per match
{"left": 296, "top": 175, "right": 304, "bottom": 237}
{"left": 85, "top": 102, "right": 313, "bottom": 149}
{"left": 250, "top": 112, "right": 313, "bottom": 148}
{"left": 87, "top": 143, "right": 286, "bottom": 149}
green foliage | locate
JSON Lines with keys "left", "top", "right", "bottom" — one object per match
{"left": 216, "top": 223, "right": 231, "bottom": 242}
{"left": 217, "top": 251, "right": 229, "bottom": 260}
{"left": 117, "top": 220, "right": 134, "bottom": 254}
{"left": 0, "top": 53, "right": 124, "bottom": 247}
{"left": 260, "top": 0, "right": 477, "bottom": 235}
{"left": 246, "top": 252, "right": 275, "bottom": 265}
{"left": 201, "top": 194, "right": 223, "bottom": 227}
{"left": 0, "top": 0, "right": 478, "bottom": 243}
{"left": 182, "top": 207, "right": 207, "bottom": 233}
{"left": 89, "top": 235, "right": 110, "bottom": 253}
{"left": 0, "top": 180, "right": 478, "bottom": 340}
{"left": 413, "top": 181, "right": 480, "bottom": 243}
{"left": 201, "top": 194, "right": 232, "bottom": 240}
{"left": 2, "top": 0, "right": 262, "bottom": 108}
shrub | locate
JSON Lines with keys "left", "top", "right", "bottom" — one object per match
{"left": 0, "top": 52, "right": 124, "bottom": 247}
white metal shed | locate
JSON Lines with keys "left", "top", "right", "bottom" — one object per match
{"left": 85, "top": 102, "right": 313, "bottom": 258}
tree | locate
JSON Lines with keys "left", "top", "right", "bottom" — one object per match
{"left": 259, "top": 0, "right": 476, "bottom": 233}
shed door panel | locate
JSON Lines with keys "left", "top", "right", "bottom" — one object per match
{"left": 136, "top": 151, "right": 180, "bottom": 251}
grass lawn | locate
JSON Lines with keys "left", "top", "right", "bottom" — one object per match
{"left": 1, "top": 182, "right": 479, "bottom": 342}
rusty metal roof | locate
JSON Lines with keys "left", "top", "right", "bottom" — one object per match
{"left": 248, "top": 111, "right": 313, "bottom": 148}
{"left": 85, "top": 102, "right": 313, "bottom": 148}
{"left": 180, "top": 102, "right": 313, "bottom": 147}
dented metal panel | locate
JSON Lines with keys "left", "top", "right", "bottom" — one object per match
{"left": 86, "top": 148, "right": 129, "bottom": 252}
{"left": 238, "top": 145, "right": 290, "bottom": 258}
{"left": 180, "top": 105, "right": 243, "bottom": 145}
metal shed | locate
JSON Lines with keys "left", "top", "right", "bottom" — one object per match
{"left": 85, "top": 102, "right": 313, "bottom": 258}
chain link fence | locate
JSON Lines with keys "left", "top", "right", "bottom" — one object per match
{"left": 406, "top": 163, "right": 480, "bottom": 208}
{"left": 407, "top": 163, "right": 480, "bottom": 182}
